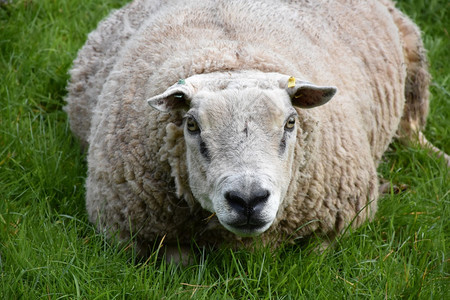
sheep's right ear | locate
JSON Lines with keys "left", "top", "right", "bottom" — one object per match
{"left": 147, "top": 82, "right": 193, "bottom": 112}
{"left": 285, "top": 77, "right": 337, "bottom": 108}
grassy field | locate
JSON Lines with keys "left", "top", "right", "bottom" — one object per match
{"left": 0, "top": 0, "right": 448, "bottom": 298}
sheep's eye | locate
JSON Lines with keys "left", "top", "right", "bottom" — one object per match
{"left": 186, "top": 117, "right": 199, "bottom": 132}
{"left": 285, "top": 116, "right": 296, "bottom": 130}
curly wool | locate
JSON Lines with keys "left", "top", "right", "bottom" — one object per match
{"left": 65, "top": 0, "right": 432, "bottom": 252}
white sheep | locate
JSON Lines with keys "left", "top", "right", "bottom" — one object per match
{"left": 65, "top": 0, "right": 448, "bottom": 262}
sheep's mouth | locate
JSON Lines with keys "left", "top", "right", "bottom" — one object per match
{"left": 224, "top": 219, "right": 271, "bottom": 237}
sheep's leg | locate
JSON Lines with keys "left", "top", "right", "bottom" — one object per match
{"left": 417, "top": 131, "right": 450, "bottom": 167}
{"left": 395, "top": 11, "right": 428, "bottom": 136}
{"left": 389, "top": 5, "right": 449, "bottom": 167}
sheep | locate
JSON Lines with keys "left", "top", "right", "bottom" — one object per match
{"left": 65, "top": 0, "right": 449, "bottom": 262}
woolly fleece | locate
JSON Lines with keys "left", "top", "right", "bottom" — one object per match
{"left": 65, "top": 0, "right": 436, "bottom": 254}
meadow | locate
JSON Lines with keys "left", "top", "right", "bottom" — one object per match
{"left": 0, "top": 0, "right": 448, "bottom": 298}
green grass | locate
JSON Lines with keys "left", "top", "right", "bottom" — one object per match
{"left": 0, "top": 0, "right": 448, "bottom": 298}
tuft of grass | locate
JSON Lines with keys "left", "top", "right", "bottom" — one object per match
{"left": 1, "top": 0, "right": 448, "bottom": 298}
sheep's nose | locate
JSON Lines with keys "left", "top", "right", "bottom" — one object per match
{"left": 225, "top": 189, "right": 270, "bottom": 218}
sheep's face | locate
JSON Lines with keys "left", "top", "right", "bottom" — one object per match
{"left": 184, "top": 88, "right": 297, "bottom": 236}
{"left": 148, "top": 72, "right": 336, "bottom": 237}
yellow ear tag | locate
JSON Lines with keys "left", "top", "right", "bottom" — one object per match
{"left": 288, "top": 76, "right": 296, "bottom": 88}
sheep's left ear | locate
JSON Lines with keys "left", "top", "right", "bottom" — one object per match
{"left": 286, "top": 79, "right": 337, "bottom": 108}
{"left": 147, "top": 81, "right": 194, "bottom": 112}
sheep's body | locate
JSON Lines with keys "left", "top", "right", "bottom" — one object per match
{"left": 65, "top": 0, "right": 438, "bottom": 257}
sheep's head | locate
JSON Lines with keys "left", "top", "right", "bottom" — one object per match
{"left": 148, "top": 71, "right": 336, "bottom": 237}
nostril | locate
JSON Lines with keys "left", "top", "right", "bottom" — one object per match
{"left": 250, "top": 189, "right": 270, "bottom": 213}
{"left": 225, "top": 191, "right": 247, "bottom": 215}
